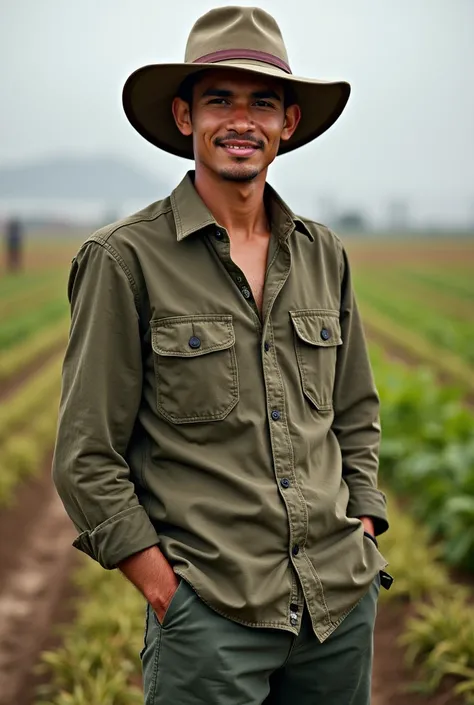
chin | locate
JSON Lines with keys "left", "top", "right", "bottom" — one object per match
{"left": 218, "top": 166, "right": 260, "bottom": 183}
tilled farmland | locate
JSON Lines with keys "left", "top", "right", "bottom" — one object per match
{"left": 1, "top": 234, "right": 473, "bottom": 705}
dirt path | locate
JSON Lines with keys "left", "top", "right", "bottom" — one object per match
{"left": 0, "top": 459, "right": 76, "bottom": 705}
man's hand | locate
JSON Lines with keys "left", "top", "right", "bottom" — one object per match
{"left": 360, "top": 516, "right": 375, "bottom": 538}
{"left": 118, "top": 545, "right": 179, "bottom": 623}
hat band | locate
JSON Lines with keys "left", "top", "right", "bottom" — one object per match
{"left": 192, "top": 48, "right": 292, "bottom": 74}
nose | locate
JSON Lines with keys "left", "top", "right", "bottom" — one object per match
{"left": 225, "top": 105, "right": 255, "bottom": 134}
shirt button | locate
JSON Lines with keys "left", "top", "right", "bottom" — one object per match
{"left": 290, "top": 612, "right": 298, "bottom": 626}
{"left": 292, "top": 544, "right": 300, "bottom": 556}
{"left": 188, "top": 336, "right": 201, "bottom": 349}
{"left": 241, "top": 287, "right": 251, "bottom": 299}
{"left": 280, "top": 478, "right": 290, "bottom": 489}
{"left": 320, "top": 328, "right": 331, "bottom": 341}
{"left": 236, "top": 275, "right": 243, "bottom": 283}
{"left": 215, "top": 229, "right": 223, "bottom": 240}
{"left": 264, "top": 341, "right": 270, "bottom": 352}
{"left": 271, "top": 410, "right": 281, "bottom": 421}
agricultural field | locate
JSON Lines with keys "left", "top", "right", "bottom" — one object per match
{"left": 0, "top": 231, "right": 473, "bottom": 705}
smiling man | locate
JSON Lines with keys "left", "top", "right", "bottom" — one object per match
{"left": 53, "top": 7, "right": 390, "bottom": 705}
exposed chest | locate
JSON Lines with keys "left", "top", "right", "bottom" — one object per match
{"left": 229, "top": 236, "right": 270, "bottom": 315}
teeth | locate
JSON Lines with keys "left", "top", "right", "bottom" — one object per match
{"left": 227, "top": 145, "right": 251, "bottom": 150}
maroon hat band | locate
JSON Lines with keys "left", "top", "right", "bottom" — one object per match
{"left": 193, "top": 49, "right": 292, "bottom": 75}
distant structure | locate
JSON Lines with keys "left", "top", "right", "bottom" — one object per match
{"left": 4, "top": 217, "right": 24, "bottom": 273}
{"left": 387, "top": 200, "right": 410, "bottom": 232}
{"left": 336, "top": 210, "right": 369, "bottom": 233}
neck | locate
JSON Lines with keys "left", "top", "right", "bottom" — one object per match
{"left": 193, "top": 163, "right": 269, "bottom": 241}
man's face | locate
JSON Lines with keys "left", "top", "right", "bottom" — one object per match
{"left": 173, "top": 69, "right": 300, "bottom": 183}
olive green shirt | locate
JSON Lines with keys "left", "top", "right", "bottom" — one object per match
{"left": 52, "top": 171, "right": 388, "bottom": 642}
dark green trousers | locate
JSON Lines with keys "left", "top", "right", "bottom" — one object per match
{"left": 141, "top": 576, "right": 380, "bottom": 704}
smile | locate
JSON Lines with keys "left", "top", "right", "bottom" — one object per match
{"left": 219, "top": 142, "right": 260, "bottom": 157}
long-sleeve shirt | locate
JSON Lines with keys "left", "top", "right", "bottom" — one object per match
{"left": 52, "top": 171, "right": 388, "bottom": 643}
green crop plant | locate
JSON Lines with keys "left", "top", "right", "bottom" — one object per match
{"left": 377, "top": 491, "right": 450, "bottom": 603}
{"left": 401, "top": 591, "right": 474, "bottom": 703}
{"left": 36, "top": 560, "right": 144, "bottom": 705}
{"left": 370, "top": 346, "right": 474, "bottom": 570}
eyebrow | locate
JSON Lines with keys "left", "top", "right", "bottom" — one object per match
{"left": 201, "top": 88, "right": 282, "bottom": 101}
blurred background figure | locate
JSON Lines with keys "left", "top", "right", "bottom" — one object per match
{"left": 4, "top": 217, "right": 24, "bottom": 273}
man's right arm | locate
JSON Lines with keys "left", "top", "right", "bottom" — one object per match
{"left": 53, "top": 240, "right": 164, "bottom": 581}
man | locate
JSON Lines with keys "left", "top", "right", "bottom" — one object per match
{"left": 53, "top": 7, "right": 391, "bottom": 704}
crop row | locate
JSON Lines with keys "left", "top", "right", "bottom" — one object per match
{"left": 0, "top": 296, "right": 68, "bottom": 351}
{"left": 0, "top": 269, "right": 63, "bottom": 300}
{"left": 355, "top": 275, "right": 474, "bottom": 364}
{"left": 355, "top": 268, "right": 473, "bottom": 323}
{"left": 0, "top": 319, "right": 69, "bottom": 385}
{"left": 0, "top": 355, "right": 63, "bottom": 505}
{"left": 0, "top": 354, "right": 62, "bottom": 444}
{"left": 361, "top": 303, "right": 474, "bottom": 395}
{"left": 0, "top": 395, "right": 60, "bottom": 506}
{"left": 0, "top": 278, "right": 66, "bottom": 320}
{"left": 407, "top": 268, "right": 474, "bottom": 302}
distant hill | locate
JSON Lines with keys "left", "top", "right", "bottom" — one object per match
{"left": 0, "top": 155, "right": 168, "bottom": 201}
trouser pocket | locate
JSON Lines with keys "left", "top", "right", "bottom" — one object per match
{"left": 141, "top": 580, "right": 292, "bottom": 705}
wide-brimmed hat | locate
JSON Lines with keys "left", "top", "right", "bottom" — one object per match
{"left": 122, "top": 6, "right": 351, "bottom": 159}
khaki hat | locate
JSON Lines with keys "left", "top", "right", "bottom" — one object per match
{"left": 122, "top": 6, "right": 350, "bottom": 159}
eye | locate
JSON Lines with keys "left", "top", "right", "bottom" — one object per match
{"left": 254, "top": 100, "right": 275, "bottom": 108}
{"left": 207, "top": 98, "right": 229, "bottom": 105}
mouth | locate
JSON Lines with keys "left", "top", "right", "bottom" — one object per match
{"left": 217, "top": 140, "right": 261, "bottom": 158}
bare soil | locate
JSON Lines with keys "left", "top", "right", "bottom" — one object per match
{"left": 0, "top": 458, "right": 76, "bottom": 705}
{"left": 346, "top": 240, "right": 474, "bottom": 267}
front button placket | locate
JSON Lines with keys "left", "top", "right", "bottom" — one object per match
{"left": 260, "top": 233, "right": 309, "bottom": 617}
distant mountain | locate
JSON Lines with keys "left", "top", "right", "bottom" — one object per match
{"left": 0, "top": 155, "right": 168, "bottom": 202}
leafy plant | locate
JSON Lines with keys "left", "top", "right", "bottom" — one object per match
{"left": 36, "top": 560, "right": 145, "bottom": 705}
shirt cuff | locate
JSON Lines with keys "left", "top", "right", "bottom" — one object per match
{"left": 347, "top": 488, "right": 389, "bottom": 536}
{"left": 72, "top": 504, "right": 159, "bottom": 569}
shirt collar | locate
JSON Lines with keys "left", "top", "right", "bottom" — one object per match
{"left": 171, "top": 171, "right": 314, "bottom": 243}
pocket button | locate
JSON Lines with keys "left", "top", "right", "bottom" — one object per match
{"left": 188, "top": 336, "right": 201, "bottom": 349}
{"left": 320, "top": 328, "right": 331, "bottom": 341}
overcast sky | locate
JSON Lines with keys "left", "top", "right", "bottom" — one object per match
{"left": 1, "top": 0, "right": 473, "bottom": 226}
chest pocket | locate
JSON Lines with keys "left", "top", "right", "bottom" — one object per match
{"left": 150, "top": 314, "right": 239, "bottom": 424}
{"left": 290, "top": 310, "right": 342, "bottom": 412}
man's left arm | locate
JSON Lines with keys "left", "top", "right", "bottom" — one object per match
{"left": 332, "top": 242, "right": 389, "bottom": 537}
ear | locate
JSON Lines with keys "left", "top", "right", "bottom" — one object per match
{"left": 280, "top": 104, "right": 301, "bottom": 142}
{"left": 172, "top": 97, "right": 193, "bottom": 137}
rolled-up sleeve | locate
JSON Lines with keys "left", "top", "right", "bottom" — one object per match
{"left": 52, "top": 240, "right": 159, "bottom": 568}
{"left": 332, "top": 241, "right": 389, "bottom": 536}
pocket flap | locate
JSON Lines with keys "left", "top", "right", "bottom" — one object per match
{"left": 151, "top": 315, "right": 235, "bottom": 357}
{"left": 290, "top": 310, "right": 342, "bottom": 347}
